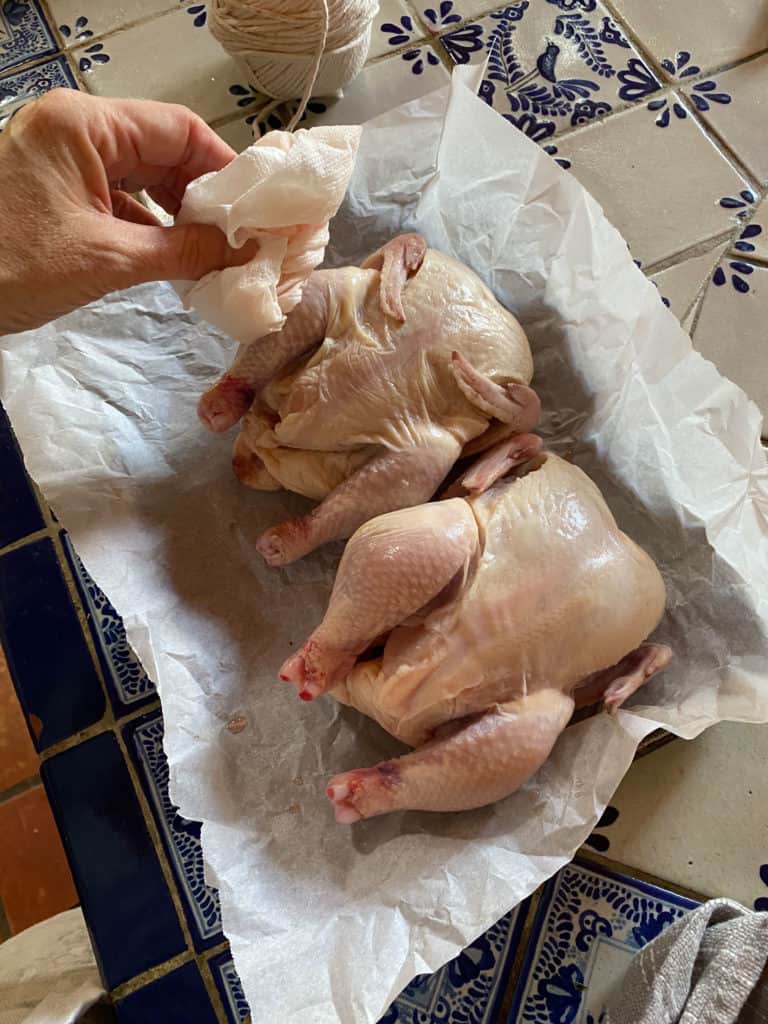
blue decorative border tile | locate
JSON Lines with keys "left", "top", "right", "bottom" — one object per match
{"left": 42, "top": 731, "right": 187, "bottom": 989}
{"left": 0, "top": 401, "right": 45, "bottom": 547}
{"left": 0, "top": 54, "right": 78, "bottom": 129}
{"left": 116, "top": 961, "right": 219, "bottom": 1024}
{"left": 124, "top": 709, "right": 223, "bottom": 951}
{"left": 508, "top": 858, "right": 698, "bottom": 1023}
{"left": 0, "top": 535, "right": 105, "bottom": 749}
{"left": 208, "top": 951, "right": 250, "bottom": 1024}
{"left": 62, "top": 533, "right": 157, "bottom": 716}
{"left": 382, "top": 903, "right": 527, "bottom": 1023}
{"left": 0, "top": 0, "right": 58, "bottom": 74}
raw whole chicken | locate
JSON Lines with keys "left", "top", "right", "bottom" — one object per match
{"left": 198, "top": 234, "right": 538, "bottom": 565}
{"left": 280, "top": 440, "right": 672, "bottom": 822}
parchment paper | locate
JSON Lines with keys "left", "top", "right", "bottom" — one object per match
{"left": 2, "top": 69, "right": 768, "bottom": 1023}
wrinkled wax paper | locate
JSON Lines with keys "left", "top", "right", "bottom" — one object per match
{"left": 2, "top": 69, "right": 768, "bottom": 1024}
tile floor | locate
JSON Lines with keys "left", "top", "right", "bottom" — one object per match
{"left": 0, "top": 0, "right": 767, "bottom": 1021}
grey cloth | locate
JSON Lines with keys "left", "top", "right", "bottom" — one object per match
{"left": 605, "top": 899, "right": 768, "bottom": 1024}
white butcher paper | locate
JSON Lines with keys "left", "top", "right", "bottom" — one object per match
{"left": 2, "top": 66, "right": 768, "bottom": 1024}
{"left": 174, "top": 123, "right": 362, "bottom": 344}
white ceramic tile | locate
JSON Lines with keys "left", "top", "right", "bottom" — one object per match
{"left": 74, "top": 6, "right": 241, "bottom": 124}
{"left": 693, "top": 256, "right": 768, "bottom": 424}
{"left": 305, "top": 46, "right": 450, "bottom": 127}
{"left": 683, "top": 53, "right": 768, "bottom": 187}
{"left": 214, "top": 116, "right": 254, "bottom": 153}
{"left": 434, "top": 0, "right": 661, "bottom": 139}
{"left": 561, "top": 94, "right": 750, "bottom": 266}
{"left": 649, "top": 243, "right": 728, "bottom": 322}
{"left": 733, "top": 194, "right": 768, "bottom": 262}
{"left": 592, "top": 722, "right": 768, "bottom": 906}
{"left": 610, "top": 0, "right": 768, "bottom": 74}
{"left": 47, "top": 0, "right": 178, "bottom": 45}
{"left": 413, "top": 0, "right": 498, "bottom": 33}
{"left": 369, "top": 0, "right": 427, "bottom": 61}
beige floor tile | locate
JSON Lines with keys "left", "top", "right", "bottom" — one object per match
{"left": 683, "top": 53, "right": 768, "bottom": 186}
{"left": 412, "top": 0, "right": 502, "bottom": 32}
{"left": 75, "top": 6, "right": 242, "bottom": 125}
{"left": 734, "top": 194, "right": 768, "bottom": 261}
{"left": 693, "top": 256, "right": 768, "bottom": 426}
{"left": 650, "top": 244, "right": 728, "bottom": 322}
{"left": 47, "top": 0, "right": 177, "bottom": 45}
{"left": 370, "top": 0, "right": 427, "bottom": 61}
{"left": 610, "top": 0, "right": 768, "bottom": 74}
{"left": 591, "top": 721, "right": 768, "bottom": 906}
{"left": 560, "top": 96, "right": 749, "bottom": 266}
{"left": 215, "top": 116, "right": 255, "bottom": 154}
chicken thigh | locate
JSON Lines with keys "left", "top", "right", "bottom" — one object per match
{"left": 281, "top": 442, "right": 672, "bottom": 822}
{"left": 198, "top": 235, "right": 537, "bottom": 565}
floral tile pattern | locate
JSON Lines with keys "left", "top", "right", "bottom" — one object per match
{"left": 47, "top": 1, "right": 179, "bottom": 45}
{"left": 371, "top": 0, "right": 427, "bottom": 61}
{"left": 560, "top": 98, "right": 749, "bottom": 266}
{"left": 438, "top": 1, "right": 659, "bottom": 141}
{"left": 683, "top": 53, "right": 768, "bottom": 187}
{"left": 62, "top": 533, "right": 157, "bottom": 714}
{"left": 125, "top": 709, "right": 224, "bottom": 951}
{"left": 0, "top": 52, "right": 77, "bottom": 128}
{"left": 382, "top": 904, "right": 527, "bottom": 1023}
{"left": 507, "top": 859, "right": 698, "bottom": 1023}
{"left": 208, "top": 952, "right": 250, "bottom": 1024}
{"left": 609, "top": 0, "right": 768, "bottom": 75}
{"left": 0, "top": 0, "right": 57, "bottom": 73}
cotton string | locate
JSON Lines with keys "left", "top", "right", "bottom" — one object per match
{"left": 209, "top": 0, "right": 378, "bottom": 132}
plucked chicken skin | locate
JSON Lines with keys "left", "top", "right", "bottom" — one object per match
{"left": 198, "top": 234, "right": 537, "bottom": 565}
{"left": 280, "top": 440, "right": 672, "bottom": 823}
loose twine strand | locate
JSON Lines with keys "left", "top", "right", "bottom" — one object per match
{"left": 209, "top": 0, "right": 378, "bottom": 133}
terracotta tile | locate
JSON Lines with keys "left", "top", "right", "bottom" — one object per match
{"left": 683, "top": 53, "right": 768, "bottom": 186}
{"left": 0, "top": 785, "right": 78, "bottom": 934}
{"left": 0, "top": 648, "right": 38, "bottom": 793}
{"left": 610, "top": 0, "right": 768, "bottom": 74}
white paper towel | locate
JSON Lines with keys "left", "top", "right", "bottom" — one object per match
{"left": 1, "top": 69, "right": 767, "bottom": 1023}
{"left": 175, "top": 124, "right": 361, "bottom": 343}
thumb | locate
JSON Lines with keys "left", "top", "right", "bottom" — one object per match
{"left": 112, "top": 221, "right": 258, "bottom": 287}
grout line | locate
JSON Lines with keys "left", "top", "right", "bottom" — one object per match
{"left": 0, "top": 527, "right": 52, "bottom": 559}
{"left": 0, "top": 773, "right": 41, "bottom": 805}
{"left": 496, "top": 889, "right": 541, "bottom": 1020}
{"left": 0, "top": 899, "right": 10, "bottom": 943}
{"left": 109, "top": 938, "right": 231, "bottom": 1001}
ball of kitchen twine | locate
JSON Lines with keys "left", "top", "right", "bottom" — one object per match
{"left": 209, "top": 0, "right": 378, "bottom": 131}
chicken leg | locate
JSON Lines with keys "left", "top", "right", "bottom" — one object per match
{"left": 255, "top": 427, "right": 463, "bottom": 566}
{"left": 361, "top": 232, "right": 427, "bottom": 321}
{"left": 280, "top": 498, "right": 478, "bottom": 698}
{"left": 326, "top": 689, "right": 575, "bottom": 822}
{"left": 197, "top": 271, "right": 332, "bottom": 433}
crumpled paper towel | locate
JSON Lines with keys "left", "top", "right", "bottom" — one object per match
{"left": 0, "top": 909, "right": 103, "bottom": 1024}
{"left": 174, "top": 124, "right": 361, "bottom": 343}
{"left": 1, "top": 67, "right": 768, "bottom": 1024}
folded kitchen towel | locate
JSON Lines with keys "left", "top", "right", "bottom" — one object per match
{"left": 174, "top": 124, "right": 361, "bottom": 344}
{"left": 605, "top": 899, "right": 768, "bottom": 1024}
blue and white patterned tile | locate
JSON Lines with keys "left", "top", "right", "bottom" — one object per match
{"left": 47, "top": 0, "right": 178, "bottom": 47}
{"left": 649, "top": 242, "right": 728, "bottom": 325}
{"left": 0, "top": 0, "right": 57, "bottom": 74}
{"left": 731, "top": 192, "right": 768, "bottom": 262}
{"left": 414, "top": 0, "right": 505, "bottom": 32}
{"left": 682, "top": 52, "right": 768, "bottom": 187}
{"left": 74, "top": 4, "right": 241, "bottom": 125}
{"left": 559, "top": 98, "right": 750, "bottom": 266}
{"left": 610, "top": 0, "right": 768, "bottom": 76}
{"left": 507, "top": 859, "right": 698, "bottom": 1023}
{"left": 381, "top": 904, "right": 527, "bottom": 1023}
{"left": 61, "top": 532, "right": 157, "bottom": 716}
{"left": 370, "top": 0, "right": 428, "bottom": 61}
{"left": 0, "top": 53, "right": 78, "bottom": 129}
{"left": 208, "top": 952, "right": 250, "bottom": 1024}
{"left": 124, "top": 709, "right": 224, "bottom": 951}
{"left": 434, "top": 0, "right": 660, "bottom": 142}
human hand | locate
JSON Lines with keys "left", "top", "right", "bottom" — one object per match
{"left": 0, "top": 89, "right": 255, "bottom": 334}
